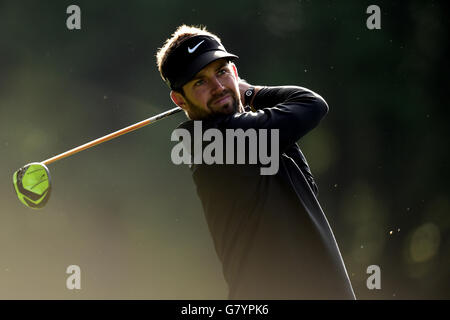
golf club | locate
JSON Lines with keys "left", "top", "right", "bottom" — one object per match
{"left": 13, "top": 106, "right": 182, "bottom": 209}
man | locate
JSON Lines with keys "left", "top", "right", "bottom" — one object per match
{"left": 156, "top": 25, "right": 356, "bottom": 299}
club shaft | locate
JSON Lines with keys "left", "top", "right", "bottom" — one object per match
{"left": 41, "top": 107, "right": 182, "bottom": 166}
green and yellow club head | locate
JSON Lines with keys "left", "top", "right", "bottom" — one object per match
{"left": 13, "top": 162, "right": 51, "bottom": 209}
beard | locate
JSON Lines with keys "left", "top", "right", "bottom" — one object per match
{"left": 206, "top": 89, "right": 240, "bottom": 114}
{"left": 184, "top": 89, "right": 241, "bottom": 119}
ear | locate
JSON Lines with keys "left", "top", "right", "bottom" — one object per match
{"left": 170, "top": 90, "right": 187, "bottom": 110}
{"left": 231, "top": 63, "right": 239, "bottom": 80}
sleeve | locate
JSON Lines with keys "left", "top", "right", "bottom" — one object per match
{"left": 220, "top": 86, "right": 329, "bottom": 152}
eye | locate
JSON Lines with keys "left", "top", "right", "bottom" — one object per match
{"left": 194, "top": 79, "right": 205, "bottom": 87}
{"left": 217, "top": 68, "right": 228, "bottom": 76}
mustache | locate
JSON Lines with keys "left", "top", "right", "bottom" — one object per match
{"left": 208, "top": 89, "right": 235, "bottom": 105}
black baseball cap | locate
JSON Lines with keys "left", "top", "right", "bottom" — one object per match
{"left": 161, "top": 35, "right": 238, "bottom": 90}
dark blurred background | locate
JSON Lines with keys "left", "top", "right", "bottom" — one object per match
{"left": 0, "top": 0, "right": 448, "bottom": 299}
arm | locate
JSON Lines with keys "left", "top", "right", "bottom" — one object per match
{"left": 226, "top": 82, "right": 329, "bottom": 152}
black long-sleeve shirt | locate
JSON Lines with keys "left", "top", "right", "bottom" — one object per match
{"left": 176, "top": 86, "right": 355, "bottom": 299}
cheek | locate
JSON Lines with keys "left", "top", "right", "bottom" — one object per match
{"left": 186, "top": 88, "right": 210, "bottom": 107}
{"left": 227, "top": 74, "right": 239, "bottom": 88}
{"left": 193, "top": 89, "right": 209, "bottom": 104}
{"left": 228, "top": 78, "right": 240, "bottom": 95}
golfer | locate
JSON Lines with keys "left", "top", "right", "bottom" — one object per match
{"left": 156, "top": 25, "right": 356, "bottom": 299}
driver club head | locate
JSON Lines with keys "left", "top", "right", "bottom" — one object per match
{"left": 13, "top": 162, "right": 52, "bottom": 209}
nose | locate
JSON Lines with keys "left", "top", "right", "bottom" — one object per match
{"left": 210, "top": 76, "right": 225, "bottom": 94}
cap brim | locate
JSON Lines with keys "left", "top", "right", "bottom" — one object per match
{"left": 175, "top": 50, "right": 238, "bottom": 89}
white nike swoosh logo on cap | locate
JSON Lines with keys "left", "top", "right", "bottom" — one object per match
{"left": 188, "top": 40, "right": 205, "bottom": 53}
